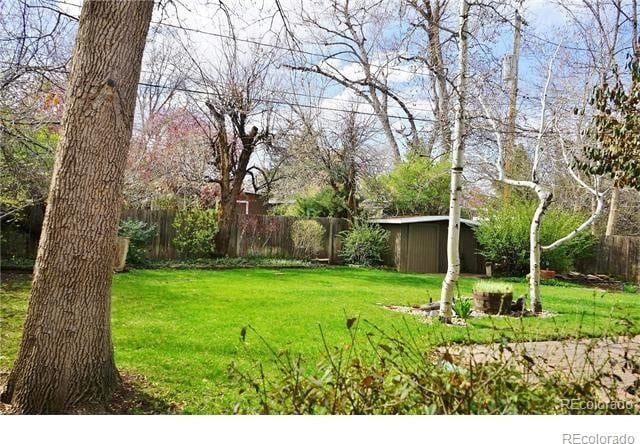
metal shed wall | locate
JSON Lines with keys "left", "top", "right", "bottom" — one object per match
{"left": 406, "top": 222, "right": 440, "bottom": 273}
{"left": 379, "top": 220, "right": 482, "bottom": 274}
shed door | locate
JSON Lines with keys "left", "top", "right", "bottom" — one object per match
{"left": 406, "top": 223, "right": 440, "bottom": 273}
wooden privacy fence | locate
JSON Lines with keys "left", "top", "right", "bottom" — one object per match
{"left": 577, "top": 235, "right": 640, "bottom": 284}
{"left": 122, "top": 207, "right": 179, "bottom": 259}
{"left": 1, "top": 207, "right": 350, "bottom": 262}
{"left": 120, "top": 210, "right": 349, "bottom": 262}
{"left": 233, "top": 215, "right": 349, "bottom": 263}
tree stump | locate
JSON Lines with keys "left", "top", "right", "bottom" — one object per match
{"left": 540, "top": 269, "right": 556, "bottom": 279}
{"left": 113, "top": 237, "right": 129, "bottom": 272}
{"left": 473, "top": 291, "right": 513, "bottom": 315}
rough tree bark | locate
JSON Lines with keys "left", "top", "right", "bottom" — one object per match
{"left": 605, "top": 185, "right": 619, "bottom": 235}
{"left": 439, "top": 0, "right": 469, "bottom": 322}
{"left": 1, "top": 0, "right": 153, "bottom": 413}
{"left": 205, "top": 101, "right": 260, "bottom": 257}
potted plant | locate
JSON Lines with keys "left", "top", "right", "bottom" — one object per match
{"left": 472, "top": 281, "right": 513, "bottom": 315}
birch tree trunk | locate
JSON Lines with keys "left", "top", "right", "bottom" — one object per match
{"left": 478, "top": 51, "right": 605, "bottom": 315}
{"left": 605, "top": 185, "right": 619, "bottom": 235}
{"left": 439, "top": 0, "right": 469, "bottom": 322}
{"left": 1, "top": 0, "right": 153, "bottom": 413}
{"left": 529, "top": 188, "right": 552, "bottom": 313}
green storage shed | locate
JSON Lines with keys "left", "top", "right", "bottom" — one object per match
{"left": 370, "top": 216, "right": 483, "bottom": 274}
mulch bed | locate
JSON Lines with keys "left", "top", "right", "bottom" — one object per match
{"left": 381, "top": 302, "right": 556, "bottom": 326}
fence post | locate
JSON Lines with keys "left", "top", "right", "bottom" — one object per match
{"left": 233, "top": 214, "right": 240, "bottom": 257}
{"left": 328, "top": 218, "right": 334, "bottom": 264}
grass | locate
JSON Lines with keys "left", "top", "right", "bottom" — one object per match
{"left": 1, "top": 267, "right": 639, "bottom": 413}
{"left": 473, "top": 280, "right": 514, "bottom": 293}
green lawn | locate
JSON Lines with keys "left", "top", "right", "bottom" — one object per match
{"left": 1, "top": 267, "right": 638, "bottom": 413}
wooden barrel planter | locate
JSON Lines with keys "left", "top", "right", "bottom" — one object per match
{"left": 540, "top": 269, "right": 556, "bottom": 279}
{"left": 473, "top": 291, "right": 513, "bottom": 315}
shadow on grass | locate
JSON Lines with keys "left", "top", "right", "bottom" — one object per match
{"left": 106, "top": 372, "right": 182, "bottom": 414}
{"left": 0, "top": 371, "right": 180, "bottom": 415}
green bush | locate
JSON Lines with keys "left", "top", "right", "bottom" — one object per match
{"left": 339, "top": 222, "right": 389, "bottom": 266}
{"left": 286, "top": 187, "right": 348, "bottom": 218}
{"left": 118, "top": 219, "right": 157, "bottom": 266}
{"left": 475, "top": 199, "right": 597, "bottom": 276}
{"left": 172, "top": 205, "right": 218, "bottom": 258}
{"left": 291, "top": 219, "right": 326, "bottom": 259}
{"left": 362, "top": 154, "right": 449, "bottom": 216}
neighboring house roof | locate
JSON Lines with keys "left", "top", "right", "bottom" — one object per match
{"left": 267, "top": 198, "right": 294, "bottom": 205}
{"left": 369, "top": 215, "right": 479, "bottom": 227}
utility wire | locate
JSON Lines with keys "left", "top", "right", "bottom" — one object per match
{"left": 53, "top": 0, "right": 436, "bottom": 79}
{"left": 0, "top": 60, "right": 432, "bottom": 115}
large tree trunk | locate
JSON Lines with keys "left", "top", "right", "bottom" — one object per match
{"left": 1, "top": 0, "right": 153, "bottom": 413}
{"left": 502, "top": 9, "right": 522, "bottom": 199}
{"left": 439, "top": 0, "right": 469, "bottom": 322}
{"left": 427, "top": 1, "right": 452, "bottom": 155}
{"left": 216, "top": 195, "right": 238, "bottom": 257}
{"left": 605, "top": 186, "right": 620, "bottom": 235}
{"left": 382, "top": 117, "right": 402, "bottom": 163}
{"left": 368, "top": 87, "right": 402, "bottom": 163}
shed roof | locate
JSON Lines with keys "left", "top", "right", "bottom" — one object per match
{"left": 369, "top": 215, "right": 479, "bottom": 227}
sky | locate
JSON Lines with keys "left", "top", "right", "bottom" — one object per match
{"left": 52, "top": 0, "right": 636, "bottom": 159}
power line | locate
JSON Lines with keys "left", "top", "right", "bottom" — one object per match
{"left": 0, "top": 60, "right": 430, "bottom": 115}
{"left": 2, "top": 67, "right": 541, "bottom": 135}
{"left": 135, "top": 81, "right": 438, "bottom": 123}
{"left": 51, "top": 0, "right": 631, "bottom": 96}
{"left": 54, "top": 0, "right": 435, "bottom": 80}
{"left": 9, "top": 2, "right": 602, "bottom": 134}
{"left": 0, "top": 58, "right": 556, "bottom": 132}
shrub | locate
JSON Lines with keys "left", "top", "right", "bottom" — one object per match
{"left": 339, "top": 222, "right": 389, "bottom": 266}
{"left": 118, "top": 219, "right": 157, "bottom": 266}
{"left": 229, "top": 322, "right": 638, "bottom": 414}
{"left": 475, "top": 199, "right": 597, "bottom": 275}
{"left": 362, "top": 154, "right": 449, "bottom": 216}
{"left": 286, "top": 187, "right": 348, "bottom": 218}
{"left": 172, "top": 205, "right": 218, "bottom": 258}
{"left": 291, "top": 219, "right": 326, "bottom": 259}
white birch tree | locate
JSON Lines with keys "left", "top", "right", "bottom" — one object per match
{"left": 439, "top": 0, "right": 469, "bottom": 322}
{"left": 478, "top": 50, "right": 607, "bottom": 313}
